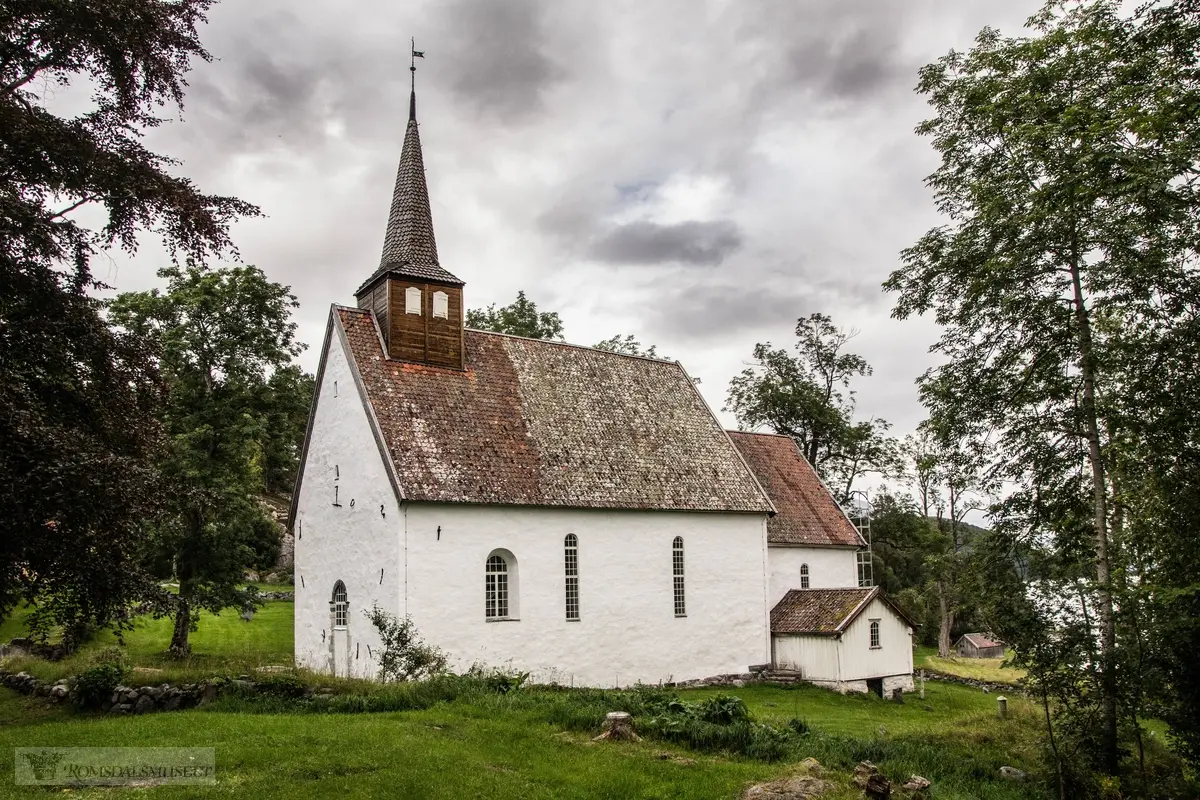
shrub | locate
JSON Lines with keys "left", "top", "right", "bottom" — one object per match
{"left": 365, "top": 605, "right": 448, "bottom": 682}
{"left": 696, "top": 693, "right": 749, "bottom": 724}
{"left": 788, "top": 717, "right": 811, "bottom": 736}
{"left": 256, "top": 673, "right": 307, "bottom": 698}
{"left": 71, "top": 664, "right": 125, "bottom": 709}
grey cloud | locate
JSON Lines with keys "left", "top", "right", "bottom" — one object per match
{"left": 589, "top": 220, "right": 743, "bottom": 267}
{"left": 432, "top": 0, "right": 567, "bottom": 121}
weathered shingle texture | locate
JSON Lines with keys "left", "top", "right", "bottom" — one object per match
{"left": 336, "top": 307, "right": 773, "bottom": 512}
{"left": 358, "top": 92, "right": 463, "bottom": 295}
{"left": 771, "top": 587, "right": 879, "bottom": 635}
{"left": 727, "top": 432, "right": 865, "bottom": 547}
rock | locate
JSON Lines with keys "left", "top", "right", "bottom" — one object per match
{"left": 853, "top": 761, "right": 891, "bottom": 800}
{"left": 110, "top": 703, "right": 132, "bottom": 714}
{"left": 901, "top": 775, "right": 931, "bottom": 798}
{"left": 198, "top": 682, "right": 220, "bottom": 706}
{"left": 799, "top": 757, "right": 823, "bottom": 776}
{"left": 998, "top": 766, "right": 1026, "bottom": 782}
{"left": 732, "top": 679, "right": 746, "bottom": 688}
{"left": 143, "top": 685, "right": 164, "bottom": 700}
{"left": 49, "top": 685, "right": 69, "bottom": 699}
{"left": 742, "top": 775, "right": 831, "bottom": 799}
{"left": 123, "top": 689, "right": 139, "bottom": 704}
{"left": 162, "top": 693, "right": 182, "bottom": 711}
{"left": 133, "top": 694, "right": 155, "bottom": 714}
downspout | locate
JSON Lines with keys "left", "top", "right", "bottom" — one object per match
{"left": 402, "top": 502, "right": 409, "bottom": 616}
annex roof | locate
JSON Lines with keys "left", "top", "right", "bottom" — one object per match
{"left": 332, "top": 306, "right": 775, "bottom": 513}
{"left": 726, "top": 431, "right": 865, "bottom": 547}
{"left": 770, "top": 587, "right": 917, "bottom": 635}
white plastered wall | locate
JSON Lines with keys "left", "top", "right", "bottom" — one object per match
{"left": 839, "top": 597, "right": 914, "bottom": 685}
{"left": 293, "top": 324, "right": 403, "bottom": 679}
{"left": 767, "top": 546, "right": 859, "bottom": 608}
{"left": 403, "top": 503, "right": 770, "bottom": 687}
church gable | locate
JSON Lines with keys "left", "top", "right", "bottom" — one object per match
{"left": 336, "top": 306, "right": 773, "bottom": 513}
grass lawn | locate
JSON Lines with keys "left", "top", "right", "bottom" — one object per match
{"left": 0, "top": 690, "right": 806, "bottom": 800}
{"left": 2, "top": 599, "right": 293, "bottom": 686}
{"left": 914, "top": 644, "right": 1026, "bottom": 685}
{"left": 0, "top": 602, "right": 1054, "bottom": 799}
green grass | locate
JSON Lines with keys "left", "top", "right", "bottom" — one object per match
{"left": 915, "top": 644, "right": 1026, "bottom": 685}
{"left": 0, "top": 689, "right": 805, "bottom": 800}
{"left": 0, "top": 603, "right": 1057, "bottom": 799}
{"left": 2, "top": 600, "right": 293, "bottom": 686}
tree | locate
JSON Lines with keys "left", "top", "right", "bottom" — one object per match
{"left": 109, "top": 265, "right": 301, "bottom": 656}
{"left": 594, "top": 334, "right": 660, "bottom": 358}
{"left": 885, "top": 0, "right": 1200, "bottom": 776}
{"left": 257, "top": 365, "right": 314, "bottom": 497}
{"left": 0, "top": 0, "right": 258, "bottom": 643}
{"left": 465, "top": 290, "right": 564, "bottom": 339}
{"left": 725, "top": 313, "right": 898, "bottom": 502}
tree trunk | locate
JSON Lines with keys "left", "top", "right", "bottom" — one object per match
{"left": 1068, "top": 255, "right": 1118, "bottom": 773}
{"left": 937, "top": 586, "right": 954, "bottom": 658}
{"left": 169, "top": 595, "right": 191, "bottom": 657}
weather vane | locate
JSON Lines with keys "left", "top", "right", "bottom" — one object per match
{"left": 411, "top": 38, "right": 425, "bottom": 91}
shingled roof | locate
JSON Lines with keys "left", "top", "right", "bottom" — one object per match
{"left": 332, "top": 306, "right": 774, "bottom": 512}
{"left": 727, "top": 432, "right": 865, "bottom": 547}
{"left": 771, "top": 587, "right": 916, "bottom": 635}
{"left": 357, "top": 90, "right": 463, "bottom": 296}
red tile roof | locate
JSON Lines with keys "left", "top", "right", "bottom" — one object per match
{"left": 771, "top": 587, "right": 917, "bottom": 635}
{"left": 726, "top": 432, "right": 865, "bottom": 547}
{"left": 334, "top": 307, "right": 774, "bottom": 512}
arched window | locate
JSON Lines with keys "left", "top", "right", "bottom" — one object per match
{"left": 672, "top": 536, "right": 685, "bottom": 617}
{"left": 564, "top": 534, "right": 579, "bottom": 620}
{"left": 331, "top": 581, "right": 348, "bottom": 629}
{"left": 800, "top": 563, "right": 810, "bottom": 589}
{"left": 486, "top": 553, "right": 509, "bottom": 619}
{"left": 869, "top": 619, "right": 882, "bottom": 649}
{"left": 432, "top": 290, "right": 449, "bottom": 319}
{"left": 405, "top": 286, "right": 422, "bottom": 315}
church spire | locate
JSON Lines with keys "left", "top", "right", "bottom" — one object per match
{"left": 357, "top": 42, "right": 461, "bottom": 297}
{"left": 355, "top": 43, "right": 465, "bottom": 371}
{"left": 379, "top": 82, "right": 439, "bottom": 269}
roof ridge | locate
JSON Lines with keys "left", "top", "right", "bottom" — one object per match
{"left": 466, "top": 327, "right": 680, "bottom": 365}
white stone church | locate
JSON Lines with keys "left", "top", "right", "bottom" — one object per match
{"left": 289, "top": 86, "right": 915, "bottom": 694}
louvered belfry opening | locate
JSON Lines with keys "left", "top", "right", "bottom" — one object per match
{"left": 355, "top": 87, "right": 465, "bottom": 369}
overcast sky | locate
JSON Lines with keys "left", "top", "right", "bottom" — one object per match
{"left": 96, "top": 0, "right": 1045, "bottom": 460}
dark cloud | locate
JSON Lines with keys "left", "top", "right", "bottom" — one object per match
{"left": 433, "top": 0, "right": 567, "bottom": 121}
{"left": 588, "top": 220, "right": 743, "bottom": 267}
{"left": 649, "top": 281, "right": 812, "bottom": 342}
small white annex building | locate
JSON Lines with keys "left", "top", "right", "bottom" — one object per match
{"left": 289, "top": 84, "right": 915, "bottom": 692}
{"left": 771, "top": 587, "right": 917, "bottom": 695}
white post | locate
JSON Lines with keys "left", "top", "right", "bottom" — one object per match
{"left": 998, "top": 696, "right": 1008, "bottom": 720}
{"left": 920, "top": 669, "right": 926, "bottom": 700}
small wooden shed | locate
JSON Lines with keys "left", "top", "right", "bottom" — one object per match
{"left": 770, "top": 586, "right": 917, "bottom": 696}
{"left": 954, "top": 633, "right": 1005, "bottom": 659}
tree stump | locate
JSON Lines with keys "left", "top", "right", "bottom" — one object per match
{"left": 853, "top": 761, "right": 891, "bottom": 799}
{"left": 593, "top": 711, "right": 640, "bottom": 742}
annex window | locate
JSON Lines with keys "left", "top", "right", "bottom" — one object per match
{"left": 800, "top": 563, "right": 810, "bottom": 589}
{"left": 564, "top": 534, "right": 579, "bottom": 620}
{"left": 672, "top": 536, "right": 686, "bottom": 617}
{"left": 869, "top": 619, "right": 881, "bottom": 649}
{"left": 486, "top": 553, "right": 509, "bottom": 619}
{"left": 432, "top": 290, "right": 449, "bottom": 319}
{"left": 331, "top": 581, "right": 348, "bottom": 629}
{"left": 405, "top": 286, "right": 422, "bottom": 315}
